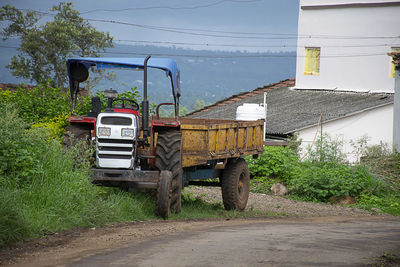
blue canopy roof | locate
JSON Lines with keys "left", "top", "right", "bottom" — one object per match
{"left": 66, "top": 57, "right": 181, "bottom": 97}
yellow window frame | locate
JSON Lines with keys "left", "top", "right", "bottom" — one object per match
{"left": 391, "top": 47, "right": 400, "bottom": 78}
{"left": 304, "top": 47, "right": 320, "bottom": 76}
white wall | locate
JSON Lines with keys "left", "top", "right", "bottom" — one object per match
{"left": 298, "top": 104, "right": 393, "bottom": 162}
{"left": 295, "top": 0, "right": 400, "bottom": 93}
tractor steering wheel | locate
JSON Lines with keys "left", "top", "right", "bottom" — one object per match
{"left": 112, "top": 98, "right": 139, "bottom": 111}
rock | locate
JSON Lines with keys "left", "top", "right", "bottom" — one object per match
{"left": 371, "top": 208, "right": 382, "bottom": 212}
{"left": 329, "top": 196, "right": 356, "bottom": 205}
{"left": 270, "top": 183, "right": 288, "bottom": 196}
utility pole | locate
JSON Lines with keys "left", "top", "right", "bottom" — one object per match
{"left": 390, "top": 52, "right": 400, "bottom": 152}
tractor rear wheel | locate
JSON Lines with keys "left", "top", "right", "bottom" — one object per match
{"left": 221, "top": 158, "right": 250, "bottom": 211}
{"left": 63, "top": 124, "right": 91, "bottom": 146}
{"left": 155, "top": 130, "right": 183, "bottom": 214}
{"left": 155, "top": 171, "right": 172, "bottom": 219}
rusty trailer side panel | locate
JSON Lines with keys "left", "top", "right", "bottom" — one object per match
{"left": 178, "top": 118, "right": 264, "bottom": 167}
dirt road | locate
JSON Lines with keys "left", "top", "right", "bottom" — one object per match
{"left": 3, "top": 216, "right": 400, "bottom": 267}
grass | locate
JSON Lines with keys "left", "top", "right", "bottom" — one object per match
{"left": 372, "top": 251, "right": 400, "bottom": 267}
{"left": 169, "top": 191, "right": 283, "bottom": 220}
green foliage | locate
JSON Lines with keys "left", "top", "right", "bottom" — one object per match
{"left": 193, "top": 99, "right": 206, "bottom": 111}
{"left": 0, "top": 82, "right": 70, "bottom": 124}
{"left": 32, "top": 113, "right": 69, "bottom": 142}
{"left": 361, "top": 143, "right": 400, "bottom": 190}
{"left": 246, "top": 146, "right": 298, "bottom": 183}
{"left": 0, "top": 105, "right": 40, "bottom": 186}
{"left": 0, "top": 105, "right": 156, "bottom": 247}
{"left": 0, "top": 2, "right": 113, "bottom": 87}
{"left": 287, "top": 162, "right": 384, "bottom": 202}
{"left": 179, "top": 105, "right": 189, "bottom": 116}
{"left": 247, "top": 134, "right": 400, "bottom": 215}
{"left": 357, "top": 192, "right": 400, "bottom": 215}
{"left": 305, "top": 134, "right": 345, "bottom": 163}
{"left": 286, "top": 133, "right": 302, "bottom": 155}
{"left": 0, "top": 188, "right": 30, "bottom": 247}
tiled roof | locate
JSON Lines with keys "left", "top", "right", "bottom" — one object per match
{"left": 186, "top": 79, "right": 393, "bottom": 135}
{"left": 0, "top": 83, "right": 34, "bottom": 91}
{"left": 186, "top": 78, "right": 295, "bottom": 117}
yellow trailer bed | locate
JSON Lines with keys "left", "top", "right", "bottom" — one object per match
{"left": 178, "top": 118, "right": 264, "bottom": 167}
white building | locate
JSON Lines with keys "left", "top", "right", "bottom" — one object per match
{"left": 295, "top": 0, "right": 400, "bottom": 93}
{"left": 294, "top": 0, "right": 400, "bottom": 160}
{"left": 188, "top": 0, "right": 400, "bottom": 162}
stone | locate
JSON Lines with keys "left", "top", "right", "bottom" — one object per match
{"left": 270, "top": 183, "right": 288, "bottom": 196}
{"left": 329, "top": 196, "right": 356, "bottom": 205}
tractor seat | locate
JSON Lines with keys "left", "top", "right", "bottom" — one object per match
{"left": 113, "top": 104, "right": 136, "bottom": 110}
{"left": 87, "top": 96, "right": 101, "bottom": 117}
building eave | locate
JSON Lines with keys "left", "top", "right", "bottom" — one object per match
{"left": 287, "top": 101, "right": 394, "bottom": 134}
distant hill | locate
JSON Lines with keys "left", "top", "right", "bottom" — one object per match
{"left": 0, "top": 39, "right": 296, "bottom": 111}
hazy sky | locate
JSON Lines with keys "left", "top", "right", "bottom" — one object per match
{"left": 0, "top": 0, "right": 300, "bottom": 52}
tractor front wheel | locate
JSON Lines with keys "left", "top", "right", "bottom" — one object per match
{"left": 155, "top": 130, "right": 183, "bottom": 214}
{"left": 155, "top": 170, "right": 172, "bottom": 219}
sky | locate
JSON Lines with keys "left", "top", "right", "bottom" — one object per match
{"left": 0, "top": 0, "right": 300, "bottom": 52}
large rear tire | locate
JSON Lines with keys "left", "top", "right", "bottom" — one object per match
{"left": 221, "top": 158, "right": 250, "bottom": 211}
{"left": 63, "top": 124, "right": 91, "bottom": 146}
{"left": 155, "top": 130, "right": 183, "bottom": 214}
{"left": 155, "top": 171, "right": 172, "bottom": 219}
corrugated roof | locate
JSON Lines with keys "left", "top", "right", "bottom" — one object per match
{"left": 186, "top": 79, "right": 393, "bottom": 135}
{"left": 186, "top": 78, "right": 295, "bottom": 117}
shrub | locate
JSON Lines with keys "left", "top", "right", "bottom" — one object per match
{"left": 0, "top": 105, "right": 41, "bottom": 187}
{"left": 361, "top": 143, "right": 400, "bottom": 190}
{"left": 287, "top": 162, "right": 385, "bottom": 202}
{"left": 305, "top": 134, "right": 346, "bottom": 163}
{"left": 246, "top": 146, "right": 298, "bottom": 183}
{"left": 31, "top": 113, "right": 70, "bottom": 142}
{"left": 0, "top": 82, "right": 70, "bottom": 124}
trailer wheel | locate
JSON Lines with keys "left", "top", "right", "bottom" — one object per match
{"left": 155, "top": 130, "right": 183, "bottom": 214}
{"left": 155, "top": 171, "right": 172, "bottom": 219}
{"left": 221, "top": 158, "right": 250, "bottom": 211}
{"left": 63, "top": 124, "right": 91, "bottom": 146}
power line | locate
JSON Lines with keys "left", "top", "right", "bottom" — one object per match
{"left": 115, "top": 39, "right": 398, "bottom": 49}
{"left": 20, "top": 9, "right": 400, "bottom": 40}
{"left": 79, "top": 0, "right": 261, "bottom": 14}
{"left": 0, "top": 44, "right": 389, "bottom": 59}
{"left": 80, "top": 17, "right": 400, "bottom": 40}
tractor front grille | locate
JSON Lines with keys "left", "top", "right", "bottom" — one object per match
{"left": 97, "top": 138, "right": 134, "bottom": 161}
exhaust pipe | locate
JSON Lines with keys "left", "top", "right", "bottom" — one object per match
{"left": 142, "top": 55, "right": 151, "bottom": 138}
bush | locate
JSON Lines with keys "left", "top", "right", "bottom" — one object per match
{"left": 246, "top": 135, "right": 399, "bottom": 215}
{"left": 305, "top": 134, "right": 345, "bottom": 163}
{"left": 0, "top": 82, "right": 70, "bottom": 124}
{"left": 361, "top": 143, "right": 400, "bottom": 190}
{"left": 246, "top": 146, "right": 298, "bottom": 184}
{"left": 287, "top": 162, "right": 385, "bottom": 202}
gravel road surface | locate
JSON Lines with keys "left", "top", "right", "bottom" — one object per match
{"left": 1, "top": 187, "right": 397, "bottom": 267}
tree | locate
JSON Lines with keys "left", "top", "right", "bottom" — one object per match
{"left": 0, "top": 2, "right": 113, "bottom": 88}
{"left": 193, "top": 99, "right": 206, "bottom": 111}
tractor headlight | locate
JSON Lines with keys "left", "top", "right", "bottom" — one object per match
{"left": 121, "top": 128, "right": 134, "bottom": 137}
{"left": 98, "top": 127, "right": 111, "bottom": 137}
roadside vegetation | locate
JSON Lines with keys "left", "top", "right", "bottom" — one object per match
{"left": 247, "top": 135, "right": 400, "bottom": 216}
{"left": 0, "top": 84, "right": 265, "bottom": 249}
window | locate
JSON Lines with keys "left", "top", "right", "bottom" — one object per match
{"left": 391, "top": 47, "right": 400, "bottom": 78}
{"left": 304, "top": 47, "right": 320, "bottom": 75}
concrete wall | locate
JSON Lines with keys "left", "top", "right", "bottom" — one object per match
{"left": 298, "top": 104, "right": 393, "bottom": 162}
{"left": 295, "top": 0, "right": 400, "bottom": 93}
